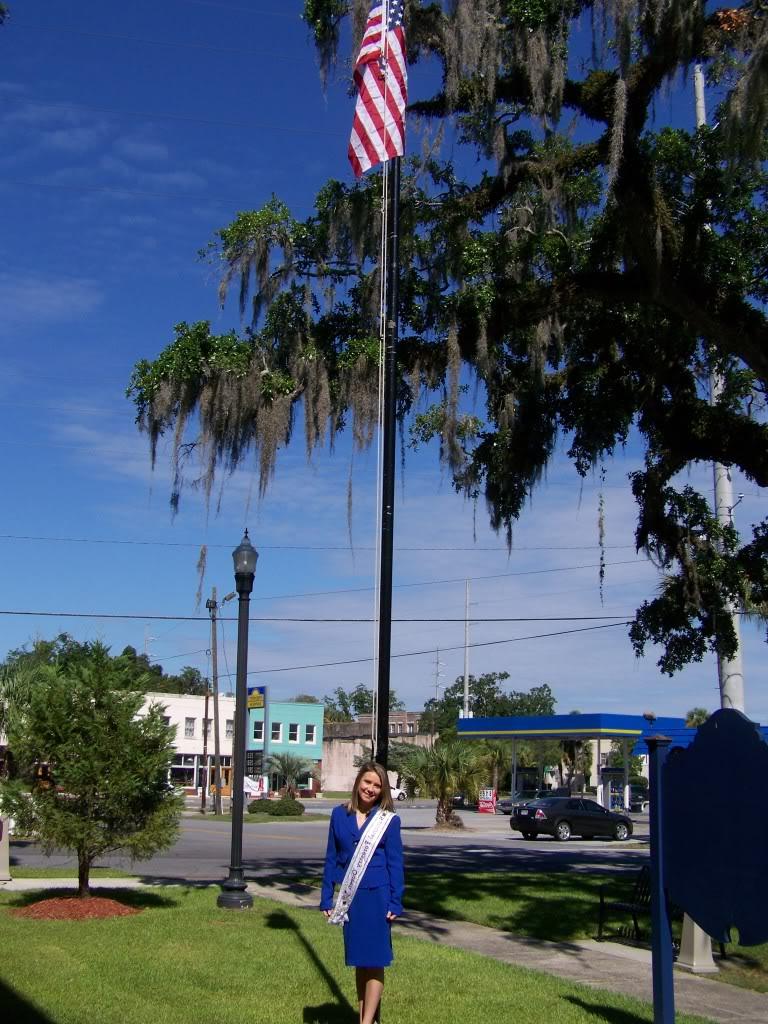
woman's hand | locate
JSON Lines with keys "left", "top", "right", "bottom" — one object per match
{"left": 322, "top": 909, "right": 332, "bottom": 918}
{"left": 385, "top": 911, "right": 398, "bottom": 921}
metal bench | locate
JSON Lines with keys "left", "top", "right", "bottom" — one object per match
{"left": 598, "top": 864, "right": 652, "bottom": 942}
{"left": 597, "top": 865, "right": 727, "bottom": 959}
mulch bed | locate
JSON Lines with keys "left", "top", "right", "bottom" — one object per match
{"left": 10, "top": 896, "right": 143, "bottom": 920}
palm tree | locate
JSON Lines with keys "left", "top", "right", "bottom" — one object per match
{"left": 400, "top": 741, "right": 487, "bottom": 827}
{"left": 685, "top": 707, "right": 709, "bottom": 728}
{"left": 480, "top": 741, "right": 510, "bottom": 795}
{"left": 266, "top": 753, "right": 312, "bottom": 798}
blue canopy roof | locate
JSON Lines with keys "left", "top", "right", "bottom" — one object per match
{"left": 456, "top": 712, "right": 686, "bottom": 742}
{"left": 457, "top": 712, "right": 768, "bottom": 755}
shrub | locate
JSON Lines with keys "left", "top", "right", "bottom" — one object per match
{"left": 269, "top": 797, "right": 306, "bottom": 816}
{"left": 247, "top": 797, "right": 305, "bottom": 816}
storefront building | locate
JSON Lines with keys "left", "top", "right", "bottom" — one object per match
{"left": 247, "top": 699, "right": 324, "bottom": 795}
{"left": 142, "top": 691, "right": 236, "bottom": 793}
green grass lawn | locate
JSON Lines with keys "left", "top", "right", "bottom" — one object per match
{"left": 301, "top": 870, "right": 768, "bottom": 994}
{"left": 0, "top": 886, "right": 714, "bottom": 1024}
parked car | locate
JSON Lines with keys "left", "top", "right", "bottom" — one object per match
{"left": 629, "top": 784, "right": 649, "bottom": 813}
{"left": 390, "top": 787, "right": 407, "bottom": 802}
{"left": 511, "top": 796, "right": 633, "bottom": 842}
{"left": 497, "top": 790, "right": 537, "bottom": 814}
{"left": 451, "top": 793, "right": 476, "bottom": 809}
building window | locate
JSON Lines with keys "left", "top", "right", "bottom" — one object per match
{"left": 184, "top": 717, "right": 195, "bottom": 738}
{"left": 162, "top": 716, "right": 171, "bottom": 727}
{"left": 271, "top": 721, "right": 282, "bottom": 743}
{"left": 253, "top": 721, "right": 264, "bottom": 742}
{"left": 407, "top": 723, "right": 414, "bottom": 734}
{"left": 389, "top": 724, "right": 396, "bottom": 734}
{"left": 226, "top": 719, "right": 233, "bottom": 740}
{"left": 288, "top": 723, "right": 299, "bottom": 743}
{"left": 599, "top": 753, "right": 608, "bottom": 767}
{"left": 203, "top": 718, "right": 212, "bottom": 739}
{"left": 397, "top": 723, "right": 403, "bottom": 734}
{"left": 305, "top": 724, "right": 316, "bottom": 744}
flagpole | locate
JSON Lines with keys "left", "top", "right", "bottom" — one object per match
{"left": 375, "top": 154, "right": 401, "bottom": 770}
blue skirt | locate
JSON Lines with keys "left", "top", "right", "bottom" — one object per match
{"left": 343, "top": 886, "right": 393, "bottom": 968}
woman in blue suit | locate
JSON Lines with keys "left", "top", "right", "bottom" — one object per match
{"left": 321, "top": 761, "right": 404, "bottom": 1024}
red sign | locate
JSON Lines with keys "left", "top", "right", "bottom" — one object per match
{"left": 478, "top": 788, "right": 496, "bottom": 814}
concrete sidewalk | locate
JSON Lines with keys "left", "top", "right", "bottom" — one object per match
{"left": 2, "top": 876, "right": 766, "bottom": 1023}
{"left": 245, "top": 880, "right": 766, "bottom": 1024}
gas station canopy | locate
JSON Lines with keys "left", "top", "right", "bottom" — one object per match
{"left": 456, "top": 712, "right": 768, "bottom": 755}
{"left": 456, "top": 713, "right": 686, "bottom": 748}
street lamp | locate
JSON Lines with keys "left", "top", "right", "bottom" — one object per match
{"left": 217, "top": 529, "right": 258, "bottom": 910}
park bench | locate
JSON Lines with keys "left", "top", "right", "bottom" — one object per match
{"left": 597, "top": 865, "right": 726, "bottom": 958}
{"left": 598, "top": 864, "right": 653, "bottom": 942}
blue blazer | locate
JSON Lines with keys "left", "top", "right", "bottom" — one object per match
{"left": 320, "top": 804, "right": 404, "bottom": 915}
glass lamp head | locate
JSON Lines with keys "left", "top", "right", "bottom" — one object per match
{"left": 232, "top": 529, "right": 258, "bottom": 577}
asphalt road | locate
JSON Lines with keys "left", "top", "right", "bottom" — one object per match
{"left": 9, "top": 801, "right": 650, "bottom": 884}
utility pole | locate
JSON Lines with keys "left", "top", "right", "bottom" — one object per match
{"left": 206, "top": 588, "right": 223, "bottom": 815}
{"left": 694, "top": 64, "right": 745, "bottom": 714}
{"left": 431, "top": 648, "right": 443, "bottom": 746}
{"left": 462, "top": 580, "right": 471, "bottom": 718}
{"left": 434, "top": 648, "right": 443, "bottom": 704}
{"left": 200, "top": 683, "right": 210, "bottom": 814}
{"left": 143, "top": 625, "right": 156, "bottom": 658}
{"left": 673, "top": 68, "right": 747, "bottom": 977}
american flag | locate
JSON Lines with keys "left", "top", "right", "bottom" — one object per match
{"left": 348, "top": 0, "right": 407, "bottom": 179}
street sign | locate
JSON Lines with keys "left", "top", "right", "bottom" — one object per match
{"left": 247, "top": 685, "right": 266, "bottom": 709}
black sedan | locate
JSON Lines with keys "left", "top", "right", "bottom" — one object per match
{"left": 511, "top": 796, "right": 633, "bottom": 842}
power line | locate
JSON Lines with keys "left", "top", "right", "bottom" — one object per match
{"left": 184, "top": 0, "right": 302, "bottom": 17}
{"left": 0, "top": 560, "right": 650, "bottom": 610}
{"left": 0, "top": 177, "right": 254, "bottom": 207}
{"left": 0, "top": 609, "right": 635, "bottom": 624}
{"left": 250, "top": 560, "right": 648, "bottom": 601}
{"left": 0, "top": 532, "right": 636, "bottom": 553}
{"left": 4, "top": 99, "right": 345, "bottom": 139}
{"left": 157, "top": 647, "right": 210, "bottom": 661}
{"left": 14, "top": 24, "right": 311, "bottom": 64}
{"left": 220, "top": 622, "right": 634, "bottom": 677}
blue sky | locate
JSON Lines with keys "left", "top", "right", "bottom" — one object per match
{"left": 1, "top": 1, "right": 766, "bottom": 723}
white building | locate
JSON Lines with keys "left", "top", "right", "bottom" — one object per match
{"left": 143, "top": 691, "right": 236, "bottom": 793}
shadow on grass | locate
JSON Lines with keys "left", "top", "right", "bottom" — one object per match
{"left": 5, "top": 888, "right": 179, "bottom": 910}
{"left": 402, "top": 870, "right": 641, "bottom": 943}
{"left": 563, "top": 996, "right": 650, "bottom": 1023}
{"left": 0, "top": 980, "right": 57, "bottom": 1022}
{"left": 136, "top": 873, "right": 222, "bottom": 889}
{"left": 264, "top": 909, "right": 356, "bottom": 1024}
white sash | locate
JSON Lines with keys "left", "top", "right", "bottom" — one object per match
{"left": 328, "top": 809, "right": 394, "bottom": 925}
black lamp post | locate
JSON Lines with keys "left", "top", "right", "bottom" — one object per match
{"left": 217, "top": 529, "right": 258, "bottom": 910}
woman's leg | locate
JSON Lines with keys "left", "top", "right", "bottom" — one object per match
{"left": 355, "top": 968, "right": 365, "bottom": 1024}
{"left": 355, "top": 967, "right": 384, "bottom": 1024}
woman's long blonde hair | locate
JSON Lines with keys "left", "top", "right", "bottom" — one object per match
{"left": 347, "top": 761, "right": 394, "bottom": 813}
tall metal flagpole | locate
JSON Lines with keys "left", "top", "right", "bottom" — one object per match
{"left": 375, "top": 154, "right": 401, "bottom": 770}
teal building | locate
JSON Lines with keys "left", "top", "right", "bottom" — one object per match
{"left": 247, "top": 697, "right": 324, "bottom": 795}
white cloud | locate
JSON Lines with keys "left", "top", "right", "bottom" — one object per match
{"left": 113, "top": 138, "right": 170, "bottom": 163}
{"left": 41, "top": 125, "right": 110, "bottom": 154}
{"left": 0, "top": 271, "right": 103, "bottom": 330}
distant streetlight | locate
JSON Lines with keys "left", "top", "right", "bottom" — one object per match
{"left": 217, "top": 529, "right": 258, "bottom": 910}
